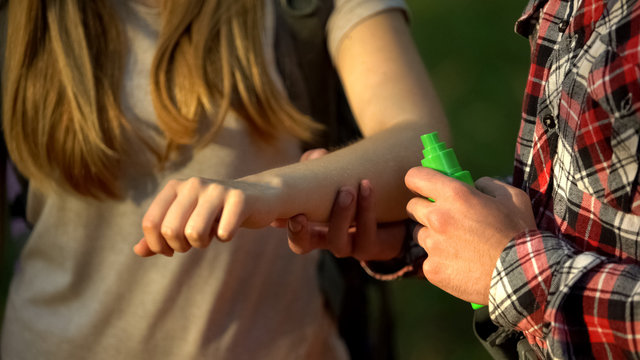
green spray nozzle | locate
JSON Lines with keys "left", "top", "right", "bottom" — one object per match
{"left": 420, "top": 132, "right": 473, "bottom": 186}
{"left": 419, "top": 132, "right": 483, "bottom": 310}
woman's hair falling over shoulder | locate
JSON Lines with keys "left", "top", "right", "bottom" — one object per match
{"left": 3, "top": 0, "right": 321, "bottom": 199}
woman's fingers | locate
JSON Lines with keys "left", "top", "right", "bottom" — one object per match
{"left": 326, "top": 186, "right": 357, "bottom": 257}
{"left": 161, "top": 179, "right": 202, "bottom": 253}
{"left": 141, "top": 180, "right": 180, "bottom": 256}
{"left": 287, "top": 214, "right": 314, "bottom": 254}
{"left": 217, "top": 189, "right": 246, "bottom": 241}
{"left": 185, "top": 186, "right": 226, "bottom": 248}
{"left": 136, "top": 177, "right": 271, "bottom": 257}
{"left": 133, "top": 238, "right": 157, "bottom": 257}
{"left": 352, "top": 180, "right": 376, "bottom": 258}
{"left": 138, "top": 178, "right": 234, "bottom": 256}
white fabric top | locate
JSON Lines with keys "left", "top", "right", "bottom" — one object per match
{"left": 1, "top": 0, "right": 407, "bottom": 359}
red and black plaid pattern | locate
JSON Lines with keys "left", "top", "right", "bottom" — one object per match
{"left": 489, "top": 0, "right": 640, "bottom": 358}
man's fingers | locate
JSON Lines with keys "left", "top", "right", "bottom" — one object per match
{"left": 475, "top": 177, "right": 535, "bottom": 219}
{"left": 405, "top": 166, "right": 465, "bottom": 201}
{"left": 474, "top": 177, "right": 513, "bottom": 199}
{"left": 414, "top": 225, "right": 429, "bottom": 251}
{"left": 406, "top": 196, "right": 435, "bottom": 228}
{"left": 476, "top": 177, "right": 537, "bottom": 230}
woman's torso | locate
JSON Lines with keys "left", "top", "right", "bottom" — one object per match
{"left": 1, "top": 1, "right": 347, "bottom": 358}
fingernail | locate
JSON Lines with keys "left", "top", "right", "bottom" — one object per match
{"left": 360, "top": 180, "right": 371, "bottom": 197}
{"left": 289, "top": 218, "right": 303, "bottom": 233}
{"left": 338, "top": 190, "right": 354, "bottom": 207}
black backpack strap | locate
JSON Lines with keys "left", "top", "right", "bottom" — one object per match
{"left": 274, "top": 0, "right": 361, "bottom": 150}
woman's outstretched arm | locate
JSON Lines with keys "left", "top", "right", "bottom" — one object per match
{"left": 135, "top": 10, "right": 448, "bottom": 256}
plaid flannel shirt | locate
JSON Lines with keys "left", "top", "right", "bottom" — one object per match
{"left": 489, "top": 0, "right": 640, "bottom": 358}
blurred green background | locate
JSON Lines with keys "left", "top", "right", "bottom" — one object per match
{"left": 0, "top": 0, "right": 530, "bottom": 359}
{"left": 389, "top": 1, "right": 529, "bottom": 359}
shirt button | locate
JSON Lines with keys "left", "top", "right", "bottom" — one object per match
{"left": 542, "top": 114, "right": 557, "bottom": 129}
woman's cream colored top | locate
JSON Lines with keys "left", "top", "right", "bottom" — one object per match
{"left": 1, "top": 0, "right": 407, "bottom": 358}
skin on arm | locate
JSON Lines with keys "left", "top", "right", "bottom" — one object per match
{"left": 273, "top": 148, "right": 406, "bottom": 261}
{"left": 279, "top": 11, "right": 451, "bottom": 261}
{"left": 135, "top": 10, "right": 448, "bottom": 257}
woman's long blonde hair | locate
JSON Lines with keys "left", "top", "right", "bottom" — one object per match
{"left": 3, "top": 0, "right": 320, "bottom": 198}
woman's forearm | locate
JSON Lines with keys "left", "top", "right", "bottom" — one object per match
{"left": 135, "top": 9, "right": 450, "bottom": 256}
{"left": 244, "top": 10, "right": 450, "bottom": 224}
{"left": 241, "top": 120, "right": 432, "bottom": 223}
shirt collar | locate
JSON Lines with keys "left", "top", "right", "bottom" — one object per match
{"left": 515, "top": 0, "right": 548, "bottom": 37}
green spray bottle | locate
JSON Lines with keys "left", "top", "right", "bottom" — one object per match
{"left": 419, "top": 132, "right": 483, "bottom": 310}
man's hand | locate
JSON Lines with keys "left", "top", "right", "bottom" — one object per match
{"left": 404, "top": 166, "right": 537, "bottom": 305}
{"left": 271, "top": 149, "right": 406, "bottom": 262}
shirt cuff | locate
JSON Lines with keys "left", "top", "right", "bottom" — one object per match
{"left": 488, "top": 229, "right": 603, "bottom": 337}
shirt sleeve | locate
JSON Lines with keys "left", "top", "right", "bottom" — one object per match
{"left": 326, "top": 0, "right": 409, "bottom": 63}
{"left": 489, "top": 229, "right": 640, "bottom": 357}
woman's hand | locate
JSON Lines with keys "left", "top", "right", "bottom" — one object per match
{"left": 271, "top": 149, "right": 406, "bottom": 262}
{"left": 404, "top": 166, "right": 537, "bottom": 305}
{"left": 134, "top": 177, "right": 282, "bottom": 257}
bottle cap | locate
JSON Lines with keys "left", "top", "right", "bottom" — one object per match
{"left": 420, "top": 132, "right": 462, "bottom": 176}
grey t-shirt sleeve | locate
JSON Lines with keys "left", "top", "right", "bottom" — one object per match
{"left": 326, "top": 0, "right": 409, "bottom": 62}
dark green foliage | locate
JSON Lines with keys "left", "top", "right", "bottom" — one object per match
{"left": 390, "top": 1, "right": 530, "bottom": 359}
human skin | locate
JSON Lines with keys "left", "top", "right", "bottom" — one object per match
{"left": 404, "top": 166, "right": 537, "bottom": 305}
{"left": 272, "top": 148, "right": 406, "bottom": 261}
{"left": 134, "top": 10, "right": 449, "bottom": 257}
